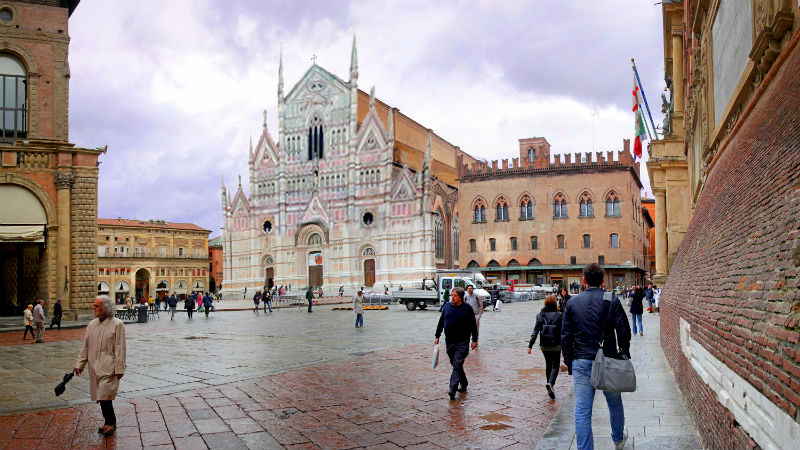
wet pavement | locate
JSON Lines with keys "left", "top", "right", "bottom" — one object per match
{"left": 0, "top": 300, "right": 703, "bottom": 449}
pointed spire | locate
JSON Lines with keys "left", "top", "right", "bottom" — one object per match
{"left": 349, "top": 34, "right": 358, "bottom": 83}
{"left": 369, "top": 86, "right": 375, "bottom": 109}
{"left": 221, "top": 173, "right": 225, "bottom": 190}
{"left": 423, "top": 130, "right": 432, "bottom": 171}
{"left": 278, "top": 44, "right": 284, "bottom": 104}
{"left": 263, "top": 109, "right": 268, "bottom": 129}
{"left": 238, "top": 174, "right": 242, "bottom": 187}
{"left": 249, "top": 134, "right": 254, "bottom": 160}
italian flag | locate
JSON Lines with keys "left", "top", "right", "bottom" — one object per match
{"left": 632, "top": 75, "right": 645, "bottom": 159}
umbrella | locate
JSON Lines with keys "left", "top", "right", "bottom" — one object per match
{"left": 54, "top": 372, "right": 74, "bottom": 396}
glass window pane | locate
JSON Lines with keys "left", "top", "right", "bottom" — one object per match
{"left": 4, "top": 110, "right": 13, "bottom": 134}
{"left": 4, "top": 77, "right": 14, "bottom": 108}
{"left": 16, "top": 110, "right": 23, "bottom": 133}
{"left": 16, "top": 77, "right": 24, "bottom": 107}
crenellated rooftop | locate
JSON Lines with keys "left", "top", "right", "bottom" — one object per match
{"left": 457, "top": 138, "right": 641, "bottom": 188}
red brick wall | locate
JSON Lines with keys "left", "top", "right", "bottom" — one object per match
{"left": 659, "top": 38, "right": 800, "bottom": 450}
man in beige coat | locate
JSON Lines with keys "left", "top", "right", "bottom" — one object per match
{"left": 75, "top": 295, "right": 126, "bottom": 436}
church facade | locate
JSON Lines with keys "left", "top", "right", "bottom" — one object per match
{"left": 221, "top": 38, "right": 477, "bottom": 295}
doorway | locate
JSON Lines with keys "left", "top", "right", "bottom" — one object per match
{"left": 363, "top": 259, "right": 375, "bottom": 287}
{"left": 308, "top": 251, "right": 323, "bottom": 288}
{"left": 265, "top": 267, "right": 274, "bottom": 289}
{"left": 135, "top": 268, "right": 150, "bottom": 301}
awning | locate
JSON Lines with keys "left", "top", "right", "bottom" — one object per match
{"left": 470, "top": 264, "right": 643, "bottom": 271}
{"left": 0, "top": 225, "right": 45, "bottom": 242}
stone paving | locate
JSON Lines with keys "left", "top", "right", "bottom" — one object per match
{"left": 0, "top": 300, "right": 704, "bottom": 449}
{"left": 534, "top": 308, "right": 703, "bottom": 450}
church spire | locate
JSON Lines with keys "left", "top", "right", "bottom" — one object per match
{"left": 387, "top": 107, "right": 394, "bottom": 140}
{"left": 278, "top": 44, "right": 284, "bottom": 105}
{"left": 349, "top": 34, "right": 358, "bottom": 84}
{"left": 263, "top": 109, "right": 268, "bottom": 130}
{"left": 423, "top": 130, "right": 432, "bottom": 173}
{"left": 249, "top": 134, "right": 254, "bottom": 161}
{"left": 369, "top": 86, "right": 375, "bottom": 109}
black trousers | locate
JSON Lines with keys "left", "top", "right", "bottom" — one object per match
{"left": 99, "top": 400, "right": 116, "bottom": 426}
{"left": 446, "top": 340, "right": 470, "bottom": 392}
{"left": 187, "top": 309, "right": 193, "bottom": 318}
{"left": 23, "top": 325, "right": 34, "bottom": 339}
{"left": 542, "top": 349, "right": 561, "bottom": 386}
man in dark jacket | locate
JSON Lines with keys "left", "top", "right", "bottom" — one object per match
{"left": 434, "top": 287, "right": 478, "bottom": 400}
{"left": 167, "top": 294, "right": 178, "bottom": 320}
{"left": 562, "top": 264, "right": 631, "bottom": 450}
{"left": 305, "top": 288, "right": 314, "bottom": 312}
{"left": 202, "top": 293, "right": 213, "bottom": 317}
{"left": 50, "top": 298, "right": 63, "bottom": 330}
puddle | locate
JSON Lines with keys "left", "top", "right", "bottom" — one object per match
{"left": 478, "top": 412, "right": 512, "bottom": 422}
{"left": 183, "top": 336, "right": 208, "bottom": 340}
{"left": 480, "top": 423, "right": 512, "bottom": 431}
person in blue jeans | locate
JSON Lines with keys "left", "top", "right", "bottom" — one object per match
{"left": 562, "top": 263, "right": 632, "bottom": 450}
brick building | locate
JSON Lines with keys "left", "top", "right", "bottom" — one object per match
{"left": 641, "top": 197, "right": 656, "bottom": 278}
{"left": 457, "top": 137, "right": 651, "bottom": 290}
{"left": 652, "top": 1, "right": 800, "bottom": 449}
{"left": 0, "top": 0, "right": 104, "bottom": 318}
{"left": 97, "top": 219, "right": 211, "bottom": 302}
{"left": 207, "top": 235, "right": 222, "bottom": 293}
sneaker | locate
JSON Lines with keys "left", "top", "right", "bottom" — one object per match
{"left": 546, "top": 383, "right": 555, "bottom": 399}
{"left": 614, "top": 429, "right": 628, "bottom": 449}
{"left": 640, "top": 331, "right": 643, "bottom": 336}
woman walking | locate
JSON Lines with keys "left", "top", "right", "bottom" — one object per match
{"left": 527, "top": 294, "right": 563, "bottom": 399}
{"left": 23, "top": 304, "right": 35, "bottom": 340}
{"left": 630, "top": 286, "right": 645, "bottom": 336}
{"left": 184, "top": 296, "right": 195, "bottom": 319}
{"left": 557, "top": 287, "right": 571, "bottom": 312}
{"left": 353, "top": 289, "right": 364, "bottom": 328}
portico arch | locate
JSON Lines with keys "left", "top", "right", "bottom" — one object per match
{"left": 134, "top": 268, "right": 150, "bottom": 301}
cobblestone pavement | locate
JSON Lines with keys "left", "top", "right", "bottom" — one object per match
{"left": 535, "top": 308, "right": 703, "bottom": 450}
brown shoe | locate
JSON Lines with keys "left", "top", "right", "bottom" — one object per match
{"left": 101, "top": 425, "right": 116, "bottom": 436}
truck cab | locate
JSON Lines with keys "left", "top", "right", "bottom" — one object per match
{"left": 393, "top": 273, "right": 491, "bottom": 311}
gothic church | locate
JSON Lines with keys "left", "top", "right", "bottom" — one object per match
{"left": 221, "top": 38, "right": 478, "bottom": 294}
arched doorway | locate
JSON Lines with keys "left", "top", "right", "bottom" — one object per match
{"left": 263, "top": 256, "right": 274, "bottom": 289}
{"left": 362, "top": 247, "right": 375, "bottom": 287}
{"left": 115, "top": 281, "right": 130, "bottom": 303}
{"left": 308, "top": 251, "right": 323, "bottom": 288}
{"left": 174, "top": 280, "right": 187, "bottom": 299}
{"left": 134, "top": 268, "right": 150, "bottom": 301}
{"left": 97, "top": 281, "right": 110, "bottom": 297}
{"left": 0, "top": 184, "right": 47, "bottom": 316}
{"left": 193, "top": 280, "right": 205, "bottom": 293}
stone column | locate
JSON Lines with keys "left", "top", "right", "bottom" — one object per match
{"left": 671, "top": 32, "right": 684, "bottom": 113}
{"left": 55, "top": 173, "right": 74, "bottom": 312}
{"left": 654, "top": 189, "right": 668, "bottom": 282}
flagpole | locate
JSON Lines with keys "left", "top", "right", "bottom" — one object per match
{"left": 631, "top": 59, "right": 659, "bottom": 140}
{"left": 640, "top": 108, "right": 654, "bottom": 140}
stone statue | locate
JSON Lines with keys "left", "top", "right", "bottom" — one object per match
{"left": 661, "top": 75, "right": 674, "bottom": 135}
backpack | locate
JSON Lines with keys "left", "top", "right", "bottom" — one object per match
{"left": 540, "top": 312, "right": 560, "bottom": 347}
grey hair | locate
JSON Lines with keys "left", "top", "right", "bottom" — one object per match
{"left": 96, "top": 295, "right": 115, "bottom": 317}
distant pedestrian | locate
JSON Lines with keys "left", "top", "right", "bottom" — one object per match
{"left": 339, "top": 286, "right": 344, "bottom": 297}
{"left": 253, "top": 291, "right": 261, "bottom": 313}
{"left": 562, "top": 264, "right": 631, "bottom": 450}
{"left": 202, "top": 293, "right": 213, "bottom": 318}
{"left": 630, "top": 286, "right": 645, "bottom": 336}
{"left": 51, "top": 298, "right": 63, "bottom": 330}
{"left": 463, "top": 284, "right": 484, "bottom": 335}
{"left": 167, "top": 294, "right": 178, "bottom": 320}
{"left": 23, "top": 304, "right": 35, "bottom": 340}
{"left": 645, "top": 284, "right": 654, "bottom": 312}
{"left": 163, "top": 295, "right": 169, "bottom": 311}
{"left": 557, "top": 287, "right": 571, "bottom": 312}
{"left": 184, "top": 296, "right": 194, "bottom": 319}
{"left": 652, "top": 285, "right": 661, "bottom": 313}
{"left": 353, "top": 289, "right": 364, "bottom": 328}
{"left": 125, "top": 296, "right": 133, "bottom": 311}
{"left": 305, "top": 288, "right": 314, "bottom": 312}
{"left": 434, "top": 287, "right": 478, "bottom": 400}
{"left": 33, "top": 300, "right": 46, "bottom": 343}
{"left": 527, "top": 294, "right": 563, "bottom": 399}
{"left": 154, "top": 296, "right": 161, "bottom": 312}
{"left": 264, "top": 290, "right": 273, "bottom": 313}
{"left": 74, "top": 295, "right": 126, "bottom": 437}
{"left": 439, "top": 285, "right": 450, "bottom": 312}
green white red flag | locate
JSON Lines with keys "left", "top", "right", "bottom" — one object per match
{"left": 632, "top": 75, "right": 645, "bottom": 159}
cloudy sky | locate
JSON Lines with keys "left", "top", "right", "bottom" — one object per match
{"left": 68, "top": 0, "right": 666, "bottom": 236}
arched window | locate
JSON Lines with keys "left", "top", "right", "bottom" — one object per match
{"left": 0, "top": 53, "right": 27, "bottom": 141}
{"left": 433, "top": 210, "right": 444, "bottom": 261}
{"left": 606, "top": 192, "right": 621, "bottom": 216}
{"left": 527, "top": 147, "right": 536, "bottom": 162}
{"left": 579, "top": 192, "right": 593, "bottom": 217}
{"left": 553, "top": 193, "right": 567, "bottom": 218}
{"left": 520, "top": 194, "right": 534, "bottom": 220}
{"left": 527, "top": 258, "right": 542, "bottom": 266}
{"left": 307, "top": 115, "right": 324, "bottom": 160}
{"left": 495, "top": 196, "right": 509, "bottom": 221}
{"left": 610, "top": 233, "right": 619, "bottom": 248}
{"left": 362, "top": 247, "right": 376, "bottom": 256}
{"left": 557, "top": 234, "right": 565, "bottom": 249}
{"left": 452, "top": 215, "right": 459, "bottom": 261}
{"left": 489, "top": 238, "right": 496, "bottom": 251}
{"left": 583, "top": 234, "right": 591, "bottom": 248}
{"left": 467, "top": 260, "right": 480, "bottom": 269}
{"left": 487, "top": 259, "right": 500, "bottom": 268}
{"left": 473, "top": 198, "right": 487, "bottom": 223}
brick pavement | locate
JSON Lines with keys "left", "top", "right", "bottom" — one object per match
{"left": 0, "top": 344, "right": 568, "bottom": 450}
{"left": 534, "top": 308, "right": 703, "bottom": 450}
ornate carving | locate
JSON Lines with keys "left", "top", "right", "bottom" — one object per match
{"left": 55, "top": 172, "right": 74, "bottom": 190}
{"left": 724, "top": 104, "right": 742, "bottom": 134}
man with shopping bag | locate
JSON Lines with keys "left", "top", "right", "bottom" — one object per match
{"left": 562, "top": 264, "right": 631, "bottom": 450}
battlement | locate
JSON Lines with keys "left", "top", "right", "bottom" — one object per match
{"left": 457, "top": 138, "right": 638, "bottom": 180}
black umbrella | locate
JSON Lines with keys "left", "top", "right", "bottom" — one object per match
{"left": 54, "top": 372, "right": 74, "bottom": 396}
